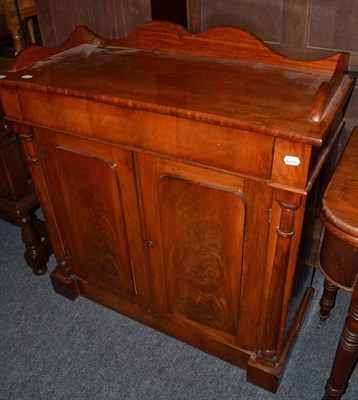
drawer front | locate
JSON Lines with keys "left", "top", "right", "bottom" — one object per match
{"left": 17, "top": 90, "right": 274, "bottom": 179}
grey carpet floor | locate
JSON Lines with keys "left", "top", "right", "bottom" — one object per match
{"left": 0, "top": 218, "right": 357, "bottom": 400}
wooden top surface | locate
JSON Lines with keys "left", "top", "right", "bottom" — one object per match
{"left": 322, "top": 127, "right": 358, "bottom": 240}
{"left": 0, "top": 22, "right": 355, "bottom": 146}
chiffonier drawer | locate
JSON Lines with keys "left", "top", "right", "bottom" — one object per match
{"left": 15, "top": 90, "right": 275, "bottom": 180}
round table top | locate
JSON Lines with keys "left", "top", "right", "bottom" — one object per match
{"left": 322, "top": 126, "right": 358, "bottom": 244}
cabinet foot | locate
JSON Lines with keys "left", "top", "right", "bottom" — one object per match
{"left": 247, "top": 358, "right": 280, "bottom": 393}
{"left": 248, "top": 287, "right": 314, "bottom": 392}
{"left": 50, "top": 267, "right": 79, "bottom": 301}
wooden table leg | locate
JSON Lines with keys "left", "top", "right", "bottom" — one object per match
{"left": 322, "top": 284, "right": 358, "bottom": 400}
{"left": 319, "top": 279, "right": 339, "bottom": 326}
{"left": 10, "top": 28, "right": 22, "bottom": 53}
{"left": 19, "top": 210, "right": 51, "bottom": 275}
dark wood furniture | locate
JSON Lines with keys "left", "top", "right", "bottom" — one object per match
{"left": 35, "top": 0, "right": 151, "bottom": 47}
{"left": 318, "top": 127, "right": 358, "bottom": 400}
{"left": 0, "top": 106, "right": 51, "bottom": 274}
{"left": 0, "top": 57, "right": 51, "bottom": 275}
{"left": 187, "top": 0, "right": 358, "bottom": 72}
{"left": 2, "top": 0, "right": 37, "bottom": 52}
{"left": 151, "top": 0, "right": 187, "bottom": 26}
{"left": 0, "top": 22, "right": 354, "bottom": 392}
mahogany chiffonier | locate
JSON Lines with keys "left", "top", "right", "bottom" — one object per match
{"left": 0, "top": 22, "right": 354, "bottom": 392}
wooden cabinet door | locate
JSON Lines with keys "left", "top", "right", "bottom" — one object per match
{"left": 137, "top": 154, "right": 272, "bottom": 344}
{"left": 36, "top": 128, "right": 151, "bottom": 307}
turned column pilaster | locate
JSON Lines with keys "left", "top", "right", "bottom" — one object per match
{"left": 260, "top": 190, "right": 303, "bottom": 360}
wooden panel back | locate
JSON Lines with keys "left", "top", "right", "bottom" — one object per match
{"left": 199, "top": 0, "right": 284, "bottom": 43}
{"left": 36, "top": 0, "right": 151, "bottom": 47}
{"left": 9, "top": 21, "right": 344, "bottom": 74}
{"left": 309, "top": 0, "right": 358, "bottom": 71}
{"left": 309, "top": 1, "right": 358, "bottom": 52}
{"left": 116, "top": 21, "right": 341, "bottom": 74}
{"left": 188, "top": 0, "right": 358, "bottom": 71}
{"left": 33, "top": 1, "right": 358, "bottom": 72}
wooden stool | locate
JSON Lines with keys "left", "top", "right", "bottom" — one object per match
{"left": 318, "top": 127, "right": 358, "bottom": 400}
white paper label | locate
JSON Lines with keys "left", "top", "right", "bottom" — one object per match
{"left": 0, "top": 75, "right": 7, "bottom": 79}
{"left": 284, "top": 155, "right": 300, "bottom": 166}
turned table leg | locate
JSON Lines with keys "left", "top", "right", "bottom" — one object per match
{"left": 19, "top": 210, "right": 49, "bottom": 275}
{"left": 322, "top": 285, "right": 358, "bottom": 400}
{"left": 27, "top": 18, "right": 36, "bottom": 44}
{"left": 319, "top": 279, "right": 339, "bottom": 326}
{"left": 10, "top": 28, "right": 23, "bottom": 53}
